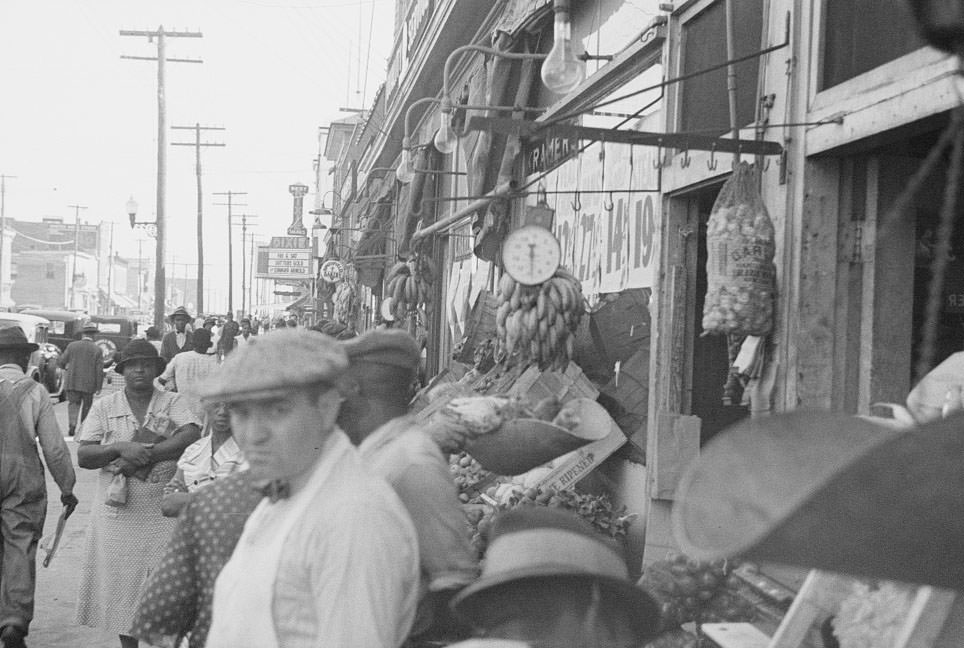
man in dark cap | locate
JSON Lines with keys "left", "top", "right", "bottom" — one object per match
{"left": 57, "top": 321, "right": 104, "bottom": 436}
{"left": 339, "top": 329, "right": 478, "bottom": 642}
{"left": 160, "top": 306, "right": 194, "bottom": 362}
{"left": 0, "top": 327, "right": 77, "bottom": 648}
{"left": 200, "top": 328, "right": 419, "bottom": 648}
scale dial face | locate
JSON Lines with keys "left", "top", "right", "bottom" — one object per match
{"left": 502, "top": 225, "right": 562, "bottom": 286}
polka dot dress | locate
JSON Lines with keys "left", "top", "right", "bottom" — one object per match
{"left": 130, "top": 471, "right": 263, "bottom": 648}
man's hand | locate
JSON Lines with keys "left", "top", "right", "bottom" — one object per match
{"left": 61, "top": 492, "right": 79, "bottom": 519}
{"left": 117, "top": 441, "right": 153, "bottom": 466}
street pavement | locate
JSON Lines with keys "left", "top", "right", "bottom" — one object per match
{"left": 30, "top": 375, "right": 142, "bottom": 648}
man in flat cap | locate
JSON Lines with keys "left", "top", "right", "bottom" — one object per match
{"left": 201, "top": 328, "right": 420, "bottom": 648}
{"left": 339, "top": 329, "right": 478, "bottom": 643}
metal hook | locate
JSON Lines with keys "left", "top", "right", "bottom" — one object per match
{"left": 662, "top": 148, "right": 673, "bottom": 168}
{"left": 680, "top": 145, "right": 691, "bottom": 168}
{"left": 707, "top": 144, "right": 718, "bottom": 171}
{"left": 570, "top": 191, "right": 582, "bottom": 212}
{"left": 603, "top": 192, "right": 614, "bottom": 212}
{"left": 762, "top": 157, "right": 771, "bottom": 171}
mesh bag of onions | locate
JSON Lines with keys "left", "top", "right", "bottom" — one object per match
{"left": 702, "top": 162, "right": 776, "bottom": 336}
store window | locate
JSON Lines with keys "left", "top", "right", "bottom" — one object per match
{"left": 678, "top": 0, "right": 764, "bottom": 135}
{"left": 820, "top": 0, "right": 923, "bottom": 91}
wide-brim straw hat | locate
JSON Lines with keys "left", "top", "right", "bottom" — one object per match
{"left": 672, "top": 410, "right": 964, "bottom": 590}
{"left": 452, "top": 507, "right": 661, "bottom": 644}
{"left": 168, "top": 305, "right": 193, "bottom": 321}
{"left": 465, "top": 398, "right": 612, "bottom": 475}
{"left": 114, "top": 338, "right": 166, "bottom": 374}
{"left": 0, "top": 326, "right": 39, "bottom": 352}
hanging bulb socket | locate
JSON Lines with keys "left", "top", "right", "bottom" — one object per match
{"left": 434, "top": 105, "right": 458, "bottom": 154}
{"left": 541, "top": 0, "right": 585, "bottom": 95}
{"left": 396, "top": 141, "right": 415, "bottom": 184}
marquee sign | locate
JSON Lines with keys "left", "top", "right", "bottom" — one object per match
{"left": 257, "top": 236, "right": 311, "bottom": 280}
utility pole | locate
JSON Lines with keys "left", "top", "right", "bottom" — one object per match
{"left": 67, "top": 204, "right": 88, "bottom": 310}
{"left": 121, "top": 26, "right": 203, "bottom": 329}
{"left": 0, "top": 175, "right": 16, "bottom": 307}
{"left": 247, "top": 232, "right": 257, "bottom": 315}
{"left": 172, "top": 123, "right": 224, "bottom": 315}
{"left": 213, "top": 191, "right": 247, "bottom": 316}
{"left": 232, "top": 214, "right": 258, "bottom": 316}
{"left": 106, "top": 222, "right": 115, "bottom": 314}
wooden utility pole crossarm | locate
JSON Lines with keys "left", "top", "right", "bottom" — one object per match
{"left": 121, "top": 26, "right": 203, "bottom": 329}
{"left": 172, "top": 124, "right": 225, "bottom": 315}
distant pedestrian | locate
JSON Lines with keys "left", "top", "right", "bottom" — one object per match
{"left": 217, "top": 320, "right": 238, "bottom": 358}
{"left": 202, "top": 317, "right": 219, "bottom": 355}
{"left": 160, "top": 306, "right": 194, "bottom": 362}
{"left": 0, "top": 326, "right": 78, "bottom": 648}
{"left": 234, "top": 318, "right": 254, "bottom": 347}
{"left": 158, "top": 329, "right": 221, "bottom": 418}
{"left": 57, "top": 321, "right": 104, "bottom": 436}
{"left": 75, "top": 339, "right": 201, "bottom": 648}
{"left": 144, "top": 326, "right": 162, "bottom": 354}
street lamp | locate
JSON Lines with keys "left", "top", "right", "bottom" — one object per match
{"left": 127, "top": 196, "right": 157, "bottom": 238}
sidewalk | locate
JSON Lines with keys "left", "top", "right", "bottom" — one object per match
{"left": 29, "top": 386, "right": 134, "bottom": 648}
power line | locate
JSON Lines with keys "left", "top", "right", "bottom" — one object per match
{"left": 121, "top": 25, "right": 204, "bottom": 329}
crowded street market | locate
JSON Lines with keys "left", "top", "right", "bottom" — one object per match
{"left": 0, "top": 0, "right": 963, "bottom": 647}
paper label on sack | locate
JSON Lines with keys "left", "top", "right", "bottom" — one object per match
{"left": 534, "top": 426, "right": 626, "bottom": 492}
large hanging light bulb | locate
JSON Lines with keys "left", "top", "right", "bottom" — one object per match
{"left": 434, "top": 109, "right": 458, "bottom": 154}
{"left": 541, "top": 0, "right": 585, "bottom": 95}
{"left": 396, "top": 143, "right": 415, "bottom": 184}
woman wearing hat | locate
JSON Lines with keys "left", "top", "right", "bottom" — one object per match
{"left": 57, "top": 321, "right": 104, "bottom": 436}
{"left": 75, "top": 339, "right": 202, "bottom": 648}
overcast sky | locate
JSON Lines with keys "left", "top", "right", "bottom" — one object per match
{"left": 0, "top": 0, "right": 394, "bottom": 312}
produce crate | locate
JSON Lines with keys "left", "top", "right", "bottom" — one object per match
{"left": 453, "top": 290, "right": 498, "bottom": 365}
{"left": 409, "top": 364, "right": 469, "bottom": 414}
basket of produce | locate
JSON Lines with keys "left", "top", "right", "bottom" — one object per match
{"left": 463, "top": 397, "right": 611, "bottom": 476}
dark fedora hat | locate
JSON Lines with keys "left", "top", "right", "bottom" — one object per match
{"left": 452, "top": 507, "right": 661, "bottom": 644}
{"left": 672, "top": 410, "right": 964, "bottom": 590}
{"left": 114, "top": 338, "right": 167, "bottom": 374}
{"left": 0, "top": 326, "right": 39, "bottom": 352}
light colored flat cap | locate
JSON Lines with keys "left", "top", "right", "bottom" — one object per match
{"left": 200, "top": 327, "right": 348, "bottom": 403}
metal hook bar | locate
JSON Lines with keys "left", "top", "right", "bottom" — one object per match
{"left": 603, "top": 192, "right": 614, "bottom": 212}
{"left": 570, "top": 191, "right": 582, "bottom": 212}
{"left": 707, "top": 144, "right": 718, "bottom": 171}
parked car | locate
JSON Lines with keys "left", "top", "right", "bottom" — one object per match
{"left": 0, "top": 312, "right": 63, "bottom": 398}
{"left": 20, "top": 309, "right": 88, "bottom": 352}
{"left": 89, "top": 315, "right": 139, "bottom": 366}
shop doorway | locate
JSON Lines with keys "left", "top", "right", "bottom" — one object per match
{"left": 832, "top": 113, "right": 964, "bottom": 412}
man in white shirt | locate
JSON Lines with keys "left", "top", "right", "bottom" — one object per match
{"left": 201, "top": 328, "right": 420, "bottom": 648}
{"left": 234, "top": 317, "right": 254, "bottom": 347}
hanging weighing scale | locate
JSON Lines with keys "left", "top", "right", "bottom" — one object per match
{"left": 501, "top": 191, "right": 561, "bottom": 286}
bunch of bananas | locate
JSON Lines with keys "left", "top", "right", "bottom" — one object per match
{"left": 384, "top": 254, "right": 436, "bottom": 321}
{"left": 495, "top": 267, "right": 584, "bottom": 370}
{"left": 333, "top": 281, "right": 356, "bottom": 324}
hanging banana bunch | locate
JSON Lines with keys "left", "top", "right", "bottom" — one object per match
{"left": 333, "top": 281, "right": 356, "bottom": 325}
{"left": 495, "top": 267, "right": 584, "bottom": 371}
{"left": 384, "top": 253, "right": 436, "bottom": 321}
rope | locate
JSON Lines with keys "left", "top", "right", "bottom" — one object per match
{"left": 915, "top": 108, "right": 964, "bottom": 382}
{"left": 9, "top": 228, "right": 74, "bottom": 246}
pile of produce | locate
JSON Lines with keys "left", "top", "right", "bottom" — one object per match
{"left": 701, "top": 162, "right": 776, "bottom": 336}
{"left": 385, "top": 253, "right": 436, "bottom": 321}
{"left": 332, "top": 281, "right": 357, "bottom": 325}
{"left": 449, "top": 452, "right": 494, "bottom": 503}
{"left": 832, "top": 581, "right": 915, "bottom": 648}
{"left": 496, "top": 267, "right": 584, "bottom": 370}
{"left": 639, "top": 553, "right": 755, "bottom": 632}
{"left": 468, "top": 486, "right": 634, "bottom": 558}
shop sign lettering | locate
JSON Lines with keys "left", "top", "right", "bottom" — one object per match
{"left": 524, "top": 136, "right": 579, "bottom": 176}
{"left": 526, "top": 140, "right": 660, "bottom": 296}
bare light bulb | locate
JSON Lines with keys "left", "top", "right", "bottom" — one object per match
{"left": 434, "top": 112, "right": 457, "bottom": 154}
{"left": 541, "top": 6, "right": 585, "bottom": 95}
{"left": 396, "top": 148, "right": 415, "bottom": 184}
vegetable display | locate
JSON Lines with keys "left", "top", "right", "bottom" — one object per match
{"left": 701, "top": 162, "right": 776, "bottom": 336}
{"left": 332, "top": 281, "right": 356, "bottom": 325}
{"left": 496, "top": 267, "right": 584, "bottom": 370}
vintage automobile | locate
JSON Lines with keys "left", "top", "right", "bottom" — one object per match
{"left": 21, "top": 309, "right": 88, "bottom": 352}
{"left": 0, "top": 312, "right": 63, "bottom": 397}
{"left": 89, "top": 315, "right": 139, "bottom": 367}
